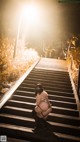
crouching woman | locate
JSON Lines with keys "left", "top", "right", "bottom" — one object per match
{"left": 33, "top": 83, "right": 52, "bottom": 127}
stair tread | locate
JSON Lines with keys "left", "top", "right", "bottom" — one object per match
{"left": 0, "top": 123, "right": 66, "bottom": 142}
{"left": 21, "top": 83, "right": 72, "bottom": 91}
{"left": 0, "top": 123, "right": 33, "bottom": 133}
{"left": 27, "top": 72, "right": 69, "bottom": 75}
{"left": 0, "top": 114, "right": 80, "bottom": 130}
{"left": 8, "top": 99, "right": 77, "bottom": 110}
{"left": 3, "top": 105, "right": 79, "bottom": 117}
{"left": 5, "top": 101, "right": 79, "bottom": 113}
{"left": 0, "top": 113, "right": 34, "bottom": 122}
{"left": 18, "top": 86, "right": 74, "bottom": 95}
{"left": 27, "top": 75, "right": 71, "bottom": 82}
{"left": 0, "top": 60, "right": 79, "bottom": 142}
{"left": 23, "top": 81, "right": 72, "bottom": 89}
{"left": 50, "top": 113, "right": 80, "bottom": 121}
{"left": 8, "top": 100, "right": 34, "bottom": 105}
{"left": 6, "top": 99, "right": 77, "bottom": 111}
{"left": 25, "top": 78, "right": 71, "bottom": 85}
{"left": 54, "top": 132, "right": 80, "bottom": 141}
{"left": 23, "top": 80, "right": 72, "bottom": 87}
{"left": 32, "top": 69, "right": 68, "bottom": 74}
{"left": 1, "top": 121, "right": 80, "bottom": 136}
{"left": 3, "top": 106, "right": 32, "bottom": 112}
{"left": 13, "top": 95, "right": 76, "bottom": 104}
{"left": 16, "top": 90, "right": 74, "bottom": 98}
{"left": 20, "top": 84, "right": 73, "bottom": 94}
{"left": 8, "top": 138, "right": 28, "bottom": 142}
{"left": 14, "top": 94, "right": 75, "bottom": 100}
{"left": 16, "top": 90, "right": 75, "bottom": 100}
{"left": 52, "top": 106, "right": 78, "bottom": 112}
{"left": 49, "top": 121, "right": 80, "bottom": 130}
{"left": 14, "top": 94, "right": 76, "bottom": 103}
{"left": 9, "top": 98, "right": 77, "bottom": 106}
{"left": 4, "top": 106, "right": 80, "bottom": 120}
{"left": 0, "top": 112, "right": 80, "bottom": 125}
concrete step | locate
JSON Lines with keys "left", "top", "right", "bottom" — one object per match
{"left": 1, "top": 105, "right": 79, "bottom": 117}
{"left": 29, "top": 71, "right": 70, "bottom": 79}
{"left": 7, "top": 137, "right": 29, "bottom": 142}
{"left": 11, "top": 95, "right": 77, "bottom": 110}
{"left": 0, "top": 121, "right": 80, "bottom": 138}
{"left": 27, "top": 74, "right": 71, "bottom": 82}
{"left": 7, "top": 98, "right": 77, "bottom": 110}
{"left": 32, "top": 72, "right": 69, "bottom": 80}
{"left": 25, "top": 77, "right": 71, "bottom": 85}
{"left": 54, "top": 132, "right": 80, "bottom": 142}
{"left": 23, "top": 79, "right": 72, "bottom": 88}
{"left": 0, "top": 123, "right": 63, "bottom": 142}
{"left": 17, "top": 86, "right": 74, "bottom": 97}
{"left": 0, "top": 60, "right": 79, "bottom": 142}
{"left": 16, "top": 90, "right": 74, "bottom": 101}
{"left": 6, "top": 100, "right": 79, "bottom": 116}
{"left": 14, "top": 93, "right": 76, "bottom": 103}
{"left": 1, "top": 123, "right": 80, "bottom": 142}
{"left": 0, "top": 110, "right": 80, "bottom": 126}
{"left": 21, "top": 83, "right": 73, "bottom": 93}
{"left": 32, "top": 69, "right": 69, "bottom": 76}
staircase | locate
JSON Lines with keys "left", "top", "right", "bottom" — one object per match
{"left": 0, "top": 58, "right": 80, "bottom": 142}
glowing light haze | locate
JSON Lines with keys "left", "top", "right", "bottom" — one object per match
{"left": 20, "top": 2, "right": 50, "bottom": 40}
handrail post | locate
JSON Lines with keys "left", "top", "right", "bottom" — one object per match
{"left": 77, "top": 65, "right": 80, "bottom": 100}
{"left": 70, "top": 54, "right": 73, "bottom": 70}
{"left": 70, "top": 57, "right": 72, "bottom": 70}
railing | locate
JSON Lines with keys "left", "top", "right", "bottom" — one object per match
{"left": 69, "top": 53, "right": 80, "bottom": 100}
{"left": 77, "top": 65, "right": 80, "bottom": 99}
{"left": 68, "top": 52, "right": 80, "bottom": 116}
{"left": 0, "top": 59, "right": 40, "bottom": 109}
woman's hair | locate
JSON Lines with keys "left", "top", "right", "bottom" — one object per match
{"left": 35, "top": 83, "right": 44, "bottom": 96}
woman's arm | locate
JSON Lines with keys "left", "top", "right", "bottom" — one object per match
{"left": 42, "top": 106, "right": 52, "bottom": 119}
{"left": 46, "top": 105, "right": 52, "bottom": 114}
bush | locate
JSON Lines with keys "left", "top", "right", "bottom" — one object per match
{"left": 0, "top": 37, "right": 39, "bottom": 95}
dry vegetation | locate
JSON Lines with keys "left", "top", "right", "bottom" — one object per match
{"left": 67, "top": 48, "right": 80, "bottom": 90}
{"left": 0, "top": 37, "right": 39, "bottom": 99}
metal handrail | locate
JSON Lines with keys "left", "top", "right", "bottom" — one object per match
{"left": 0, "top": 58, "right": 40, "bottom": 109}
{"left": 77, "top": 65, "right": 80, "bottom": 99}
{"left": 69, "top": 54, "right": 80, "bottom": 99}
{"left": 68, "top": 53, "right": 80, "bottom": 116}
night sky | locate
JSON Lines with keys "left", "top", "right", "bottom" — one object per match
{"left": 1, "top": 0, "right": 80, "bottom": 38}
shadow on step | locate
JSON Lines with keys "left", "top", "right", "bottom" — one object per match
{"left": 32, "top": 121, "right": 63, "bottom": 142}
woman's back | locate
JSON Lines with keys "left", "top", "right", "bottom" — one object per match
{"left": 36, "top": 91, "right": 50, "bottom": 111}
